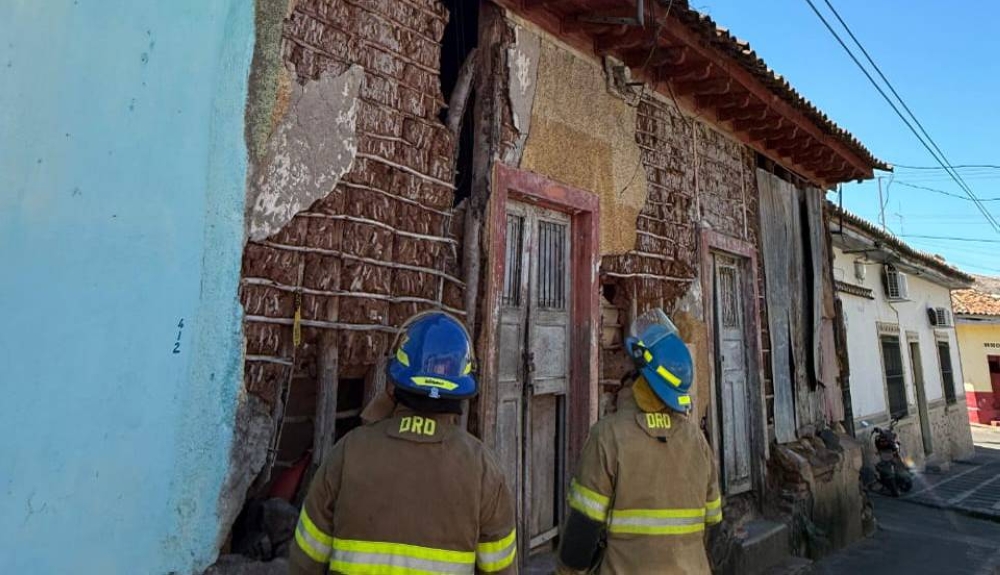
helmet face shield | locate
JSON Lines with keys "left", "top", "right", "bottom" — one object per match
{"left": 625, "top": 308, "right": 693, "bottom": 412}
{"left": 629, "top": 308, "right": 679, "bottom": 349}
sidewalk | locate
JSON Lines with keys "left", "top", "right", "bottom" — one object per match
{"left": 895, "top": 426, "right": 1000, "bottom": 522}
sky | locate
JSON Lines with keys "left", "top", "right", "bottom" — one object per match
{"left": 698, "top": 0, "right": 1000, "bottom": 276}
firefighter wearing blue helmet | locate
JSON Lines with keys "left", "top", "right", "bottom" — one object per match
{"left": 291, "top": 312, "right": 518, "bottom": 575}
{"left": 557, "top": 309, "right": 722, "bottom": 575}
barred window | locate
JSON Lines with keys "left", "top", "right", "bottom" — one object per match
{"left": 938, "top": 341, "right": 957, "bottom": 405}
{"left": 881, "top": 335, "right": 908, "bottom": 418}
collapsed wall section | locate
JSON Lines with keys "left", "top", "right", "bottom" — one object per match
{"left": 238, "top": 0, "right": 463, "bottom": 499}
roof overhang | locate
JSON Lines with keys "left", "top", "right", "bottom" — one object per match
{"left": 492, "top": 0, "right": 886, "bottom": 188}
{"left": 830, "top": 220, "right": 972, "bottom": 290}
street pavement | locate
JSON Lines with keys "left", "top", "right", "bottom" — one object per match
{"left": 813, "top": 427, "right": 1000, "bottom": 575}
{"left": 899, "top": 426, "right": 1000, "bottom": 520}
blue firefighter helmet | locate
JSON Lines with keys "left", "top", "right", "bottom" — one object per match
{"left": 624, "top": 308, "right": 694, "bottom": 412}
{"left": 387, "top": 311, "right": 477, "bottom": 400}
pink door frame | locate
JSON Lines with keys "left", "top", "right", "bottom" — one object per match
{"left": 478, "top": 163, "right": 600, "bottom": 466}
{"left": 699, "top": 228, "right": 767, "bottom": 487}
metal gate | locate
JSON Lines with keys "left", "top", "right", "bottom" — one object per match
{"left": 496, "top": 200, "right": 572, "bottom": 553}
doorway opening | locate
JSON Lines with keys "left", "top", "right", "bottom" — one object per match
{"left": 909, "top": 340, "right": 933, "bottom": 457}
{"left": 712, "top": 253, "right": 753, "bottom": 495}
{"left": 485, "top": 165, "right": 600, "bottom": 563}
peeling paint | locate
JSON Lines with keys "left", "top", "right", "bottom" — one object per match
{"left": 506, "top": 25, "right": 539, "bottom": 134}
{"left": 247, "top": 65, "right": 363, "bottom": 241}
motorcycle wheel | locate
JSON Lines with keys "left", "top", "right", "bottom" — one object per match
{"left": 898, "top": 476, "right": 913, "bottom": 493}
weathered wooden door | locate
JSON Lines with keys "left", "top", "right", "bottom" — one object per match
{"left": 713, "top": 254, "right": 753, "bottom": 495}
{"left": 909, "top": 341, "right": 933, "bottom": 456}
{"left": 496, "top": 201, "right": 571, "bottom": 554}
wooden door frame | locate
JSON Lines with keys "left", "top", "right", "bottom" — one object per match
{"left": 907, "top": 336, "right": 933, "bottom": 456}
{"left": 479, "top": 163, "right": 600, "bottom": 474}
{"left": 699, "top": 229, "right": 767, "bottom": 497}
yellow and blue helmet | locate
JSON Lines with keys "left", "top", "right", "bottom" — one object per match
{"left": 388, "top": 311, "right": 477, "bottom": 400}
{"left": 624, "top": 308, "right": 693, "bottom": 412}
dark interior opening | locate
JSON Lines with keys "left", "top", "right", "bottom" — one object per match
{"left": 439, "top": 0, "right": 479, "bottom": 206}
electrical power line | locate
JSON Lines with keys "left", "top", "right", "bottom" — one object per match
{"left": 805, "top": 0, "right": 1000, "bottom": 232}
{"left": 898, "top": 234, "right": 1000, "bottom": 244}
{"left": 891, "top": 164, "right": 1000, "bottom": 171}
{"left": 818, "top": 0, "right": 1000, "bottom": 230}
{"left": 894, "top": 181, "right": 1000, "bottom": 202}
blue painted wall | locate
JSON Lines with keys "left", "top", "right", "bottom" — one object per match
{"left": 0, "top": 1, "right": 254, "bottom": 573}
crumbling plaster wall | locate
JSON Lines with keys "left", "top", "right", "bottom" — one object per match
{"left": 231, "top": 0, "right": 463, "bottom": 519}
{"left": 519, "top": 36, "right": 648, "bottom": 255}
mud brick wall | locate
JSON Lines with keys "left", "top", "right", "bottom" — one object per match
{"left": 599, "top": 94, "right": 769, "bottom": 415}
{"left": 601, "top": 96, "right": 697, "bottom": 306}
{"left": 241, "top": 0, "right": 463, "bottom": 405}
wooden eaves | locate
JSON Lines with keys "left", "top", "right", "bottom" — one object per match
{"left": 494, "top": 0, "right": 888, "bottom": 188}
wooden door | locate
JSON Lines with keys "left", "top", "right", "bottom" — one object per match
{"left": 496, "top": 201, "right": 571, "bottom": 554}
{"left": 713, "top": 254, "right": 752, "bottom": 495}
{"left": 909, "top": 341, "right": 933, "bottom": 456}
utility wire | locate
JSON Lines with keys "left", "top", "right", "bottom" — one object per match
{"left": 898, "top": 234, "right": 1000, "bottom": 244}
{"left": 819, "top": 0, "right": 999, "bottom": 229}
{"left": 805, "top": 0, "right": 1000, "bottom": 231}
{"left": 891, "top": 164, "right": 1000, "bottom": 171}
{"left": 894, "top": 181, "right": 1000, "bottom": 202}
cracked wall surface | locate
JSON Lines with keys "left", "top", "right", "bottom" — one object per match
{"left": 520, "top": 37, "right": 647, "bottom": 256}
{"left": 247, "top": 65, "right": 363, "bottom": 241}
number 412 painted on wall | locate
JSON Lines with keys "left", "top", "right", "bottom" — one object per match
{"left": 173, "top": 319, "right": 184, "bottom": 354}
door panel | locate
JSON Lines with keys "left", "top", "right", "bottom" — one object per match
{"left": 496, "top": 209, "right": 530, "bottom": 525}
{"left": 910, "top": 341, "right": 933, "bottom": 456}
{"left": 714, "top": 254, "right": 753, "bottom": 495}
{"left": 498, "top": 201, "right": 571, "bottom": 553}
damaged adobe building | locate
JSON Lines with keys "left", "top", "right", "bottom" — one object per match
{"left": 1, "top": 1, "right": 887, "bottom": 573}
{"left": 231, "top": 0, "right": 888, "bottom": 570}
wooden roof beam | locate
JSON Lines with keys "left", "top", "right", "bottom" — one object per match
{"left": 594, "top": 28, "right": 653, "bottom": 55}
{"left": 659, "top": 61, "right": 713, "bottom": 83}
{"left": 695, "top": 90, "right": 750, "bottom": 110}
{"left": 673, "top": 76, "right": 733, "bottom": 97}
{"left": 749, "top": 124, "right": 796, "bottom": 144}
{"left": 717, "top": 103, "right": 768, "bottom": 123}
{"left": 660, "top": 17, "right": 873, "bottom": 179}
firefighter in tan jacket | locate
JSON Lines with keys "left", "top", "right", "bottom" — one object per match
{"left": 557, "top": 309, "right": 722, "bottom": 574}
{"left": 290, "top": 312, "right": 518, "bottom": 575}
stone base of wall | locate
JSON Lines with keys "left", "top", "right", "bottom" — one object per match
{"left": 928, "top": 403, "right": 976, "bottom": 461}
{"left": 768, "top": 432, "right": 866, "bottom": 560}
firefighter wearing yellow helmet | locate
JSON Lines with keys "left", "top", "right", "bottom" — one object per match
{"left": 290, "top": 312, "right": 518, "bottom": 575}
{"left": 557, "top": 309, "right": 722, "bottom": 574}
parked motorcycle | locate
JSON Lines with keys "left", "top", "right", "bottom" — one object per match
{"left": 860, "top": 418, "right": 914, "bottom": 497}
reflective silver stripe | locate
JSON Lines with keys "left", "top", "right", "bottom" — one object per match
{"left": 295, "top": 518, "right": 332, "bottom": 560}
{"left": 569, "top": 490, "right": 607, "bottom": 515}
{"left": 610, "top": 515, "right": 706, "bottom": 528}
{"left": 331, "top": 549, "right": 475, "bottom": 574}
{"left": 476, "top": 538, "right": 516, "bottom": 571}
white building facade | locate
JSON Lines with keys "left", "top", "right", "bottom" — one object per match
{"left": 829, "top": 205, "right": 975, "bottom": 466}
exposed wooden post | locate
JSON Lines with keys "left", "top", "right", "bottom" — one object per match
{"left": 468, "top": 1, "right": 507, "bottom": 439}
{"left": 313, "top": 301, "right": 339, "bottom": 466}
{"left": 446, "top": 48, "right": 479, "bottom": 136}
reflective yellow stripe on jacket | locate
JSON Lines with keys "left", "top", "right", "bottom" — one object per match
{"left": 705, "top": 496, "right": 723, "bottom": 525}
{"left": 568, "top": 479, "right": 610, "bottom": 522}
{"left": 330, "top": 538, "right": 476, "bottom": 574}
{"left": 476, "top": 528, "right": 517, "bottom": 572}
{"left": 608, "top": 507, "right": 708, "bottom": 535}
{"left": 294, "top": 508, "right": 334, "bottom": 563}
